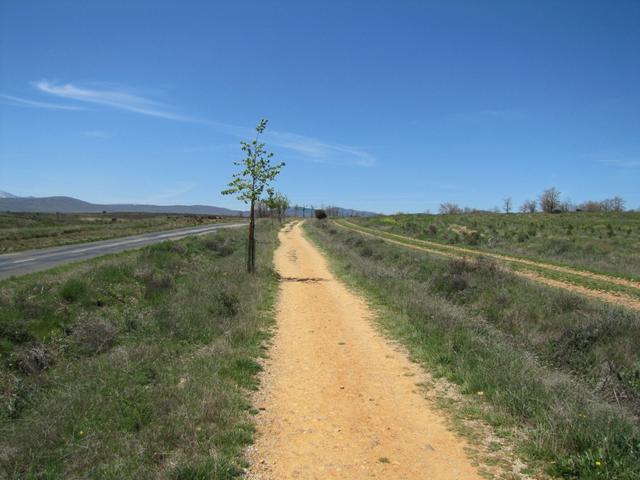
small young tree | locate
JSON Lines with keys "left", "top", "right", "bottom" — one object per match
{"left": 268, "top": 191, "right": 289, "bottom": 223}
{"left": 520, "top": 199, "right": 536, "bottom": 213}
{"left": 438, "top": 202, "right": 462, "bottom": 215}
{"left": 503, "top": 197, "right": 513, "bottom": 214}
{"left": 539, "top": 187, "right": 561, "bottom": 213}
{"left": 603, "top": 196, "right": 625, "bottom": 212}
{"left": 222, "top": 119, "right": 285, "bottom": 273}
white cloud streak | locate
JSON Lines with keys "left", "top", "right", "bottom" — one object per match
{"left": 76, "top": 130, "right": 113, "bottom": 139}
{"left": 13, "top": 79, "right": 376, "bottom": 167}
{"left": 0, "top": 94, "right": 86, "bottom": 110}
{"left": 597, "top": 159, "right": 640, "bottom": 168}
{"left": 266, "top": 131, "right": 376, "bottom": 167}
{"left": 35, "top": 80, "right": 197, "bottom": 122}
{"left": 143, "top": 182, "right": 198, "bottom": 203}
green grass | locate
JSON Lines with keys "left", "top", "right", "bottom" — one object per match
{"left": 347, "top": 211, "right": 640, "bottom": 279}
{"left": 0, "top": 212, "right": 239, "bottom": 253}
{"left": 338, "top": 219, "right": 640, "bottom": 304}
{"left": 0, "top": 221, "right": 278, "bottom": 479}
{"left": 305, "top": 219, "right": 640, "bottom": 479}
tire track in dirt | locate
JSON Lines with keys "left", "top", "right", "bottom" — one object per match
{"left": 337, "top": 220, "right": 640, "bottom": 312}
{"left": 246, "top": 222, "right": 488, "bottom": 479}
{"left": 339, "top": 220, "right": 640, "bottom": 291}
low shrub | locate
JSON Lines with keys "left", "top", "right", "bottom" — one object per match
{"left": 72, "top": 317, "right": 118, "bottom": 355}
{"left": 60, "top": 279, "right": 89, "bottom": 303}
{"left": 203, "top": 235, "right": 235, "bottom": 257}
{"left": 12, "top": 343, "right": 54, "bottom": 375}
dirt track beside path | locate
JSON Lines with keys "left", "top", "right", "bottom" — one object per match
{"left": 336, "top": 220, "right": 640, "bottom": 312}
{"left": 247, "top": 222, "right": 484, "bottom": 479}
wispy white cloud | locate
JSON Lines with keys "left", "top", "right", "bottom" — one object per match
{"left": 76, "top": 130, "right": 113, "bottom": 139}
{"left": 168, "top": 143, "right": 238, "bottom": 154}
{"left": 142, "top": 182, "right": 198, "bottom": 204}
{"left": 597, "top": 159, "right": 640, "bottom": 168}
{"left": 0, "top": 94, "right": 86, "bottom": 111}
{"left": 15, "top": 79, "right": 375, "bottom": 167}
{"left": 35, "top": 80, "right": 197, "bottom": 122}
{"left": 266, "top": 131, "right": 376, "bottom": 167}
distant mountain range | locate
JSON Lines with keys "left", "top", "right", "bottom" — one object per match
{"left": 0, "top": 193, "right": 242, "bottom": 216}
{"left": 0, "top": 192, "right": 378, "bottom": 217}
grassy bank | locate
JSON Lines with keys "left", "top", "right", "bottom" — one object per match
{"left": 348, "top": 212, "right": 640, "bottom": 279}
{"left": 306, "top": 220, "right": 640, "bottom": 479}
{"left": 0, "top": 221, "right": 279, "bottom": 479}
{"left": 336, "top": 220, "right": 640, "bottom": 310}
{"left": 0, "top": 212, "right": 239, "bottom": 253}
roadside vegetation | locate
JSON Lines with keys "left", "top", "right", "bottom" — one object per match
{"left": 0, "top": 221, "right": 278, "bottom": 479}
{"left": 0, "top": 212, "right": 237, "bottom": 253}
{"left": 306, "top": 219, "right": 640, "bottom": 479}
{"left": 347, "top": 211, "right": 640, "bottom": 279}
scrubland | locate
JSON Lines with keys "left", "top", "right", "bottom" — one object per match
{"left": 0, "top": 222, "right": 278, "bottom": 479}
{"left": 350, "top": 212, "right": 640, "bottom": 279}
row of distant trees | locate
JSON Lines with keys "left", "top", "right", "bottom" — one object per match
{"left": 439, "top": 187, "right": 628, "bottom": 215}
{"left": 256, "top": 191, "right": 290, "bottom": 222}
{"left": 288, "top": 205, "right": 368, "bottom": 218}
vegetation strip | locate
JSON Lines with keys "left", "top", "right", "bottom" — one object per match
{"left": 0, "top": 222, "right": 278, "bottom": 479}
{"left": 0, "top": 212, "right": 236, "bottom": 253}
{"left": 306, "top": 220, "right": 640, "bottom": 479}
{"left": 339, "top": 220, "right": 640, "bottom": 290}
{"left": 337, "top": 220, "right": 640, "bottom": 311}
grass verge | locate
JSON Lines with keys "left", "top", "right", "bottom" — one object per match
{"left": 347, "top": 212, "right": 640, "bottom": 279}
{"left": 337, "top": 220, "right": 640, "bottom": 307}
{"left": 306, "top": 219, "right": 640, "bottom": 479}
{"left": 0, "top": 221, "right": 279, "bottom": 479}
{"left": 0, "top": 212, "right": 239, "bottom": 253}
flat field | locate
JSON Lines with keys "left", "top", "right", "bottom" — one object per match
{"left": 0, "top": 212, "right": 238, "bottom": 253}
{"left": 349, "top": 212, "right": 640, "bottom": 279}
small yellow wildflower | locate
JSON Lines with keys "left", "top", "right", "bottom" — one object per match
{"left": 79, "top": 431, "right": 85, "bottom": 436}
{"left": 595, "top": 461, "right": 601, "bottom": 467}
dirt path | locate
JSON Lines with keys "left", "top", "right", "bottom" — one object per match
{"left": 337, "top": 220, "right": 640, "bottom": 312}
{"left": 247, "top": 222, "right": 484, "bottom": 479}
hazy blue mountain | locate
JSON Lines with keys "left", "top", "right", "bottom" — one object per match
{"left": 0, "top": 195, "right": 243, "bottom": 216}
{"left": 0, "top": 192, "right": 378, "bottom": 217}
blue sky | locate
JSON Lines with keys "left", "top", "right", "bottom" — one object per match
{"left": 1, "top": 1, "right": 639, "bottom": 213}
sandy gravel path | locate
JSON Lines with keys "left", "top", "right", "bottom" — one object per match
{"left": 247, "top": 222, "right": 483, "bottom": 479}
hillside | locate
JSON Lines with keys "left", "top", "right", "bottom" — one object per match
{"left": 0, "top": 192, "right": 376, "bottom": 217}
{"left": 0, "top": 194, "right": 242, "bottom": 216}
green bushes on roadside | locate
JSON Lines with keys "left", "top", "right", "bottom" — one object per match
{"left": 0, "top": 222, "right": 279, "bottom": 479}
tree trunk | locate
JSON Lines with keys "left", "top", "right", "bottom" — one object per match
{"left": 248, "top": 199, "right": 256, "bottom": 273}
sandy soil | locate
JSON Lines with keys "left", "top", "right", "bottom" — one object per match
{"left": 338, "top": 221, "right": 640, "bottom": 311}
{"left": 246, "top": 222, "right": 484, "bottom": 479}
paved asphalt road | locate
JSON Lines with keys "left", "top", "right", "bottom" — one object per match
{"left": 0, "top": 222, "right": 246, "bottom": 280}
